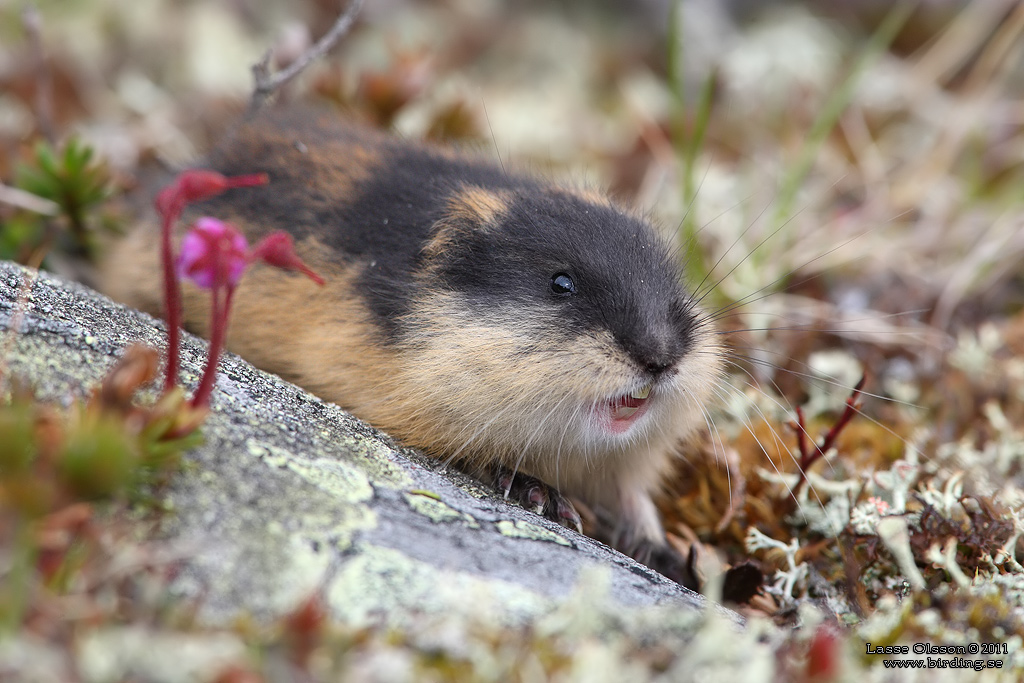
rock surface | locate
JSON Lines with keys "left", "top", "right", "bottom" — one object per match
{"left": 0, "top": 260, "right": 729, "bottom": 633}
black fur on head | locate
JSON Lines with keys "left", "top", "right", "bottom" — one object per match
{"left": 424, "top": 185, "right": 699, "bottom": 378}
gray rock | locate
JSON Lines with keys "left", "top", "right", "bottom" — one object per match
{"left": 0, "top": 260, "right": 732, "bottom": 633}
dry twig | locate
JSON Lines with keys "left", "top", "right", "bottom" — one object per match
{"left": 247, "top": 0, "right": 365, "bottom": 117}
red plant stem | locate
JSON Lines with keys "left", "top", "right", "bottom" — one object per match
{"left": 191, "top": 285, "right": 235, "bottom": 409}
{"left": 793, "top": 376, "right": 866, "bottom": 497}
{"left": 160, "top": 210, "right": 184, "bottom": 393}
{"left": 814, "top": 375, "right": 866, "bottom": 462}
{"left": 156, "top": 171, "right": 268, "bottom": 395}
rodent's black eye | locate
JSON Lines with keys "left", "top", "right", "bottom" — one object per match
{"left": 551, "top": 273, "right": 576, "bottom": 296}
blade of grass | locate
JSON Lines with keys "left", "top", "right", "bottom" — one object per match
{"left": 771, "top": 0, "right": 918, "bottom": 229}
{"left": 668, "top": 0, "right": 718, "bottom": 294}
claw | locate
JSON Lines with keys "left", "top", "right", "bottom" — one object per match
{"left": 554, "top": 496, "right": 582, "bottom": 533}
{"left": 526, "top": 483, "right": 547, "bottom": 511}
{"left": 491, "top": 466, "right": 581, "bottom": 533}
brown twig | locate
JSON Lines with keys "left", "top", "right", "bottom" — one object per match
{"left": 794, "top": 405, "right": 809, "bottom": 465}
{"left": 247, "top": 0, "right": 365, "bottom": 118}
{"left": 791, "top": 376, "right": 866, "bottom": 497}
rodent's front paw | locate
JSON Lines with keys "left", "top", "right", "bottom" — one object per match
{"left": 492, "top": 467, "right": 582, "bottom": 533}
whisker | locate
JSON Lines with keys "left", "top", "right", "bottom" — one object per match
{"left": 722, "top": 350, "right": 921, "bottom": 415}
{"left": 690, "top": 197, "right": 789, "bottom": 306}
{"left": 711, "top": 378, "right": 844, "bottom": 534}
{"left": 703, "top": 232, "right": 866, "bottom": 322}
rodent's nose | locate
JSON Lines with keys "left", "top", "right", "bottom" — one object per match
{"left": 645, "top": 360, "right": 674, "bottom": 377}
{"left": 614, "top": 296, "right": 695, "bottom": 379}
{"left": 622, "top": 329, "right": 684, "bottom": 379}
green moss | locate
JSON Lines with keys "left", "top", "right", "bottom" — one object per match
{"left": 57, "top": 411, "right": 138, "bottom": 499}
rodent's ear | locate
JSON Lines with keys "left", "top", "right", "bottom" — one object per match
{"left": 423, "top": 186, "right": 511, "bottom": 259}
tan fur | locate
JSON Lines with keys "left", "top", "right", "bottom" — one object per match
{"left": 100, "top": 221, "right": 165, "bottom": 315}
{"left": 102, "top": 229, "right": 397, "bottom": 410}
{"left": 337, "top": 288, "right": 723, "bottom": 541}
{"left": 422, "top": 187, "right": 512, "bottom": 260}
{"left": 452, "top": 186, "right": 510, "bottom": 225}
{"left": 99, "top": 111, "right": 725, "bottom": 553}
{"left": 559, "top": 186, "right": 614, "bottom": 209}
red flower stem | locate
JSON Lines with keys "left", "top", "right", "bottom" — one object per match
{"left": 160, "top": 210, "right": 184, "bottom": 393}
{"left": 792, "top": 376, "right": 866, "bottom": 496}
{"left": 815, "top": 375, "right": 866, "bottom": 458}
{"left": 191, "top": 285, "right": 235, "bottom": 409}
{"left": 156, "top": 171, "right": 270, "bottom": 397}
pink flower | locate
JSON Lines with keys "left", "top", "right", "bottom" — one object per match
{"left": 155, "top": 171, "right": 267, "bottom": 393}
{"left": 177, "top": 217, "right": 249, "bottom": 290}
{"left": 172, "top": 219, "right": 325, "bottom": 410}
{"left": 151, "top": 166, "right": 325, "bottom": 410}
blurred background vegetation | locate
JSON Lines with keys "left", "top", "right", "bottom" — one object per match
{"left": 3, "top": 0, "right": 1024, "bottom": 679}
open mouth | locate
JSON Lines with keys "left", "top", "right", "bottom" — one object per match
{"left": 602, "top": 384, "right": 652, "bottom": 432}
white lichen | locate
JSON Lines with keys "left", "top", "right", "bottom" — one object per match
{"left": 926, "top": 537, "right": 970, "bottom": 589}
{"left": 876, "top": 516, "right": 926, "bottom": 591}
{"left": 948, "top": 323, "right": 1002, "bottom": 376}
{"left": 745, "top": 527, "right": 808, "bottom": 603}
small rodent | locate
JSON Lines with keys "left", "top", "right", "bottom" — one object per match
{"left": 101, "top": 107, "right": 724, "bottom": 584}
